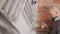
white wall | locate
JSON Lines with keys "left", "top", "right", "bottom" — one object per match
{"left": 0, "top": 0, "right": 6, "bottom": 9}
{"left": 15, "top": 0, "right": 38, "bottom": 34}
{"left": 0, "top": 0, "right": 38, "bottom": 34}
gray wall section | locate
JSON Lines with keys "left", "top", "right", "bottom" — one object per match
{"left": 0, "top": 12, "right": 20, "bottom": 34}
{"left": 0, "top": 0, "right": 6, "bottom": 9}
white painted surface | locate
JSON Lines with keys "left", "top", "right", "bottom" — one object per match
{"left": 0, "top": 0, "right": 38, "bottom": 34}
{"left": 0, "top": 0, "right": 6, "bottom": 9}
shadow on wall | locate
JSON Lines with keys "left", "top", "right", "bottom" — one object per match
{"left": 0, "top": 12, "right": 20, "bottom": 34}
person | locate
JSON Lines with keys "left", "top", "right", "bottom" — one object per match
{"left": 49, "top": 5, "right": 60, "bottom": 34}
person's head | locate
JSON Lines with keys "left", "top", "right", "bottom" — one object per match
{"left": 49, "top": 6, "right": 60, "bottom": 18}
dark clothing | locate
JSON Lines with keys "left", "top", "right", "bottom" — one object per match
{"left": 50, "top": 20, "right": 60, "bottom": 34}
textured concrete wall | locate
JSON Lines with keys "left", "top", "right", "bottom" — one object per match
{"left": 0, "top": 0, "right": 6, "bottom": 9}
{"left": 0, "top": 13, "right": 20, "bottom": 34}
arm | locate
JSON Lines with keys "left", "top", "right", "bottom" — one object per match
{"left": 50, "top": 21, "right": 57, "bottom": 34}
{"left": 56, "top": 20, "right": 60, "bottom": 34}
